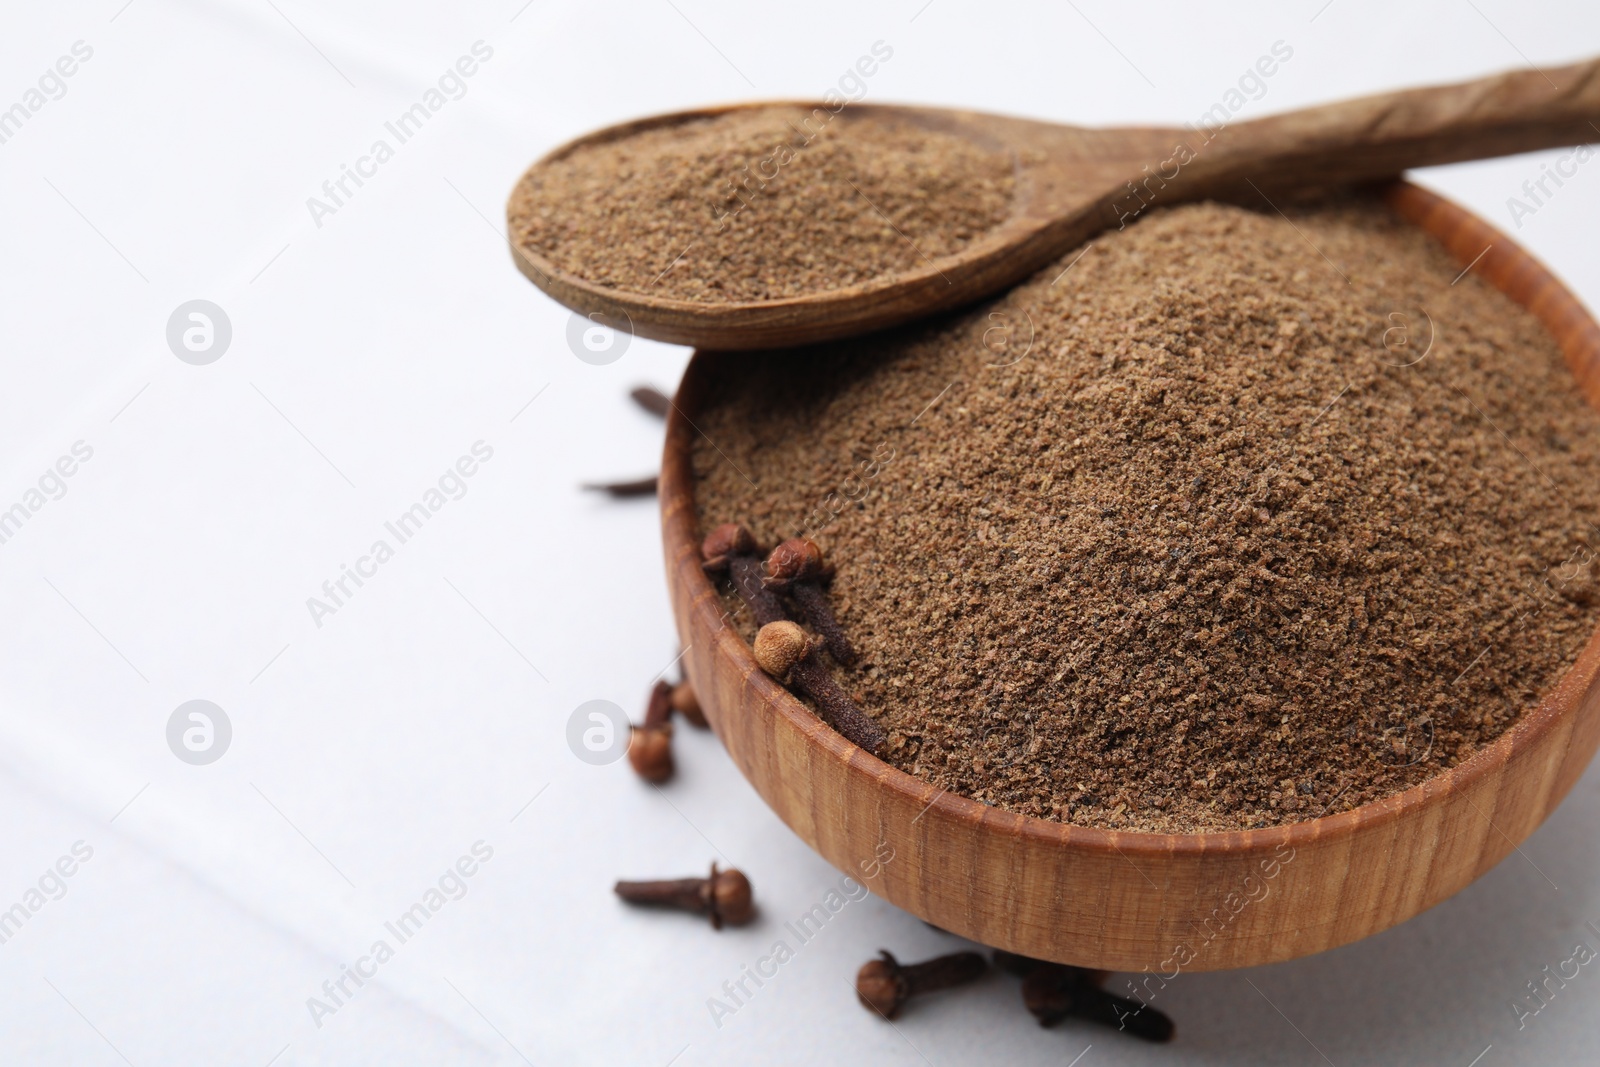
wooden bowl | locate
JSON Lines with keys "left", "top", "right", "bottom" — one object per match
{"left": 659, "top": 181, "right": 1600, "bottom": 971}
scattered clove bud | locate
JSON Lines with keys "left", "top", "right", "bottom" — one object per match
{"left": 701, "top": 523, "right": 787, "bottom": 625}
{"left": 856, "top": 950, "right": 988, "bottom": 1019}
{"left": 753, "top": 621, "right": 885, "bottom": 754}
{"left": 614, "top": 863, "right": 754, "bottom": 929}
{"left": 627, "top": 679, "right": 675, "bottom": 782}
{"left": 997, "top": 951, "right": 1174, "bottom": 1043}
{"left": 669, "top": 678, "right": 707, "bottom": 729}
{"left": 764, "top": 538, "right": 856, "bottom": 665}
{"left": 582, "top": 475, "right": 658, "bottom": 497}
{"left": 630, "top": 385, "right": 672, "bottom": 418}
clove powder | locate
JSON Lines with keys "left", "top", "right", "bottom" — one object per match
{"left": 509, "top": 107, "right": 1015, "bottom": 303}
{"left": 691, "top": 197, "right": 1600, "bottom": 833}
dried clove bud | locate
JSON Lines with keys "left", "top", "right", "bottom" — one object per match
{"left": 627, "top": 680, "right": 675, "bottom": 782}
{"left": 700, "top": 523, "right": 758, "bottom": 568}
{"left": 764, "top": 538, "right": 856, "bottom": 665}
{"left": 614, "top": 862, "right": 754, "bottom": 928}
{"left": 753, "top": 621, "right": 885, "bottom": 754}
{"left": 752, "top": 620, "right": 813, "bottom": 680}
{"left": 856, "top": 950, "right": 988, "bottom": 1019}
{"left": 701, "top": 523, "right": 786, "bottom": 625}
{"left": 763, "top": 538, "right": 830, "bottom": 586}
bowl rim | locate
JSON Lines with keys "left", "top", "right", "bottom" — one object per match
{"left": 662, "top": 177, "right": 1600, "bottom": 859}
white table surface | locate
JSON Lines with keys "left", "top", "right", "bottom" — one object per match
{"left": 3, "top": 1, "right": 1600, "bottom": 1063}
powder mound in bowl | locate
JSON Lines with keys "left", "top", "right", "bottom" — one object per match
{"left": 690, "top": 197, "right": 1600, "bottom": 834}
{"left": 508, "top": 106, "right": 1016, "bottom": 304}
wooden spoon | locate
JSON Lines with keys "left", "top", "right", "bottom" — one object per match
{"left": 509, "top": 58, "right": 1600, "bottom": 350}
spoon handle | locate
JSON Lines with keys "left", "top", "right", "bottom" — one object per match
{"left": 1199, "top": 57, "right": 1600, "bottom": 190}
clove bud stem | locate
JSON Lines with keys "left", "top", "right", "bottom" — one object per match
{"left": 790, "top": 581, "right": 856, "bottom": 665}
{"left": 582, "top": 475, "right": 658, "bottom": 497}
{"left": 730, "top": 554, "right": 787, "bottom": 625}
{"left": 791, "top": 654, "right": 885, "bottom": 754}
{"left": 630, "top": 385, "right": 671, "bottom": 418}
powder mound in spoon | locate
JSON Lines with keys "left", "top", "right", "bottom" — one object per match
{"left": 508, "top": 106, "right": 1016, "bottom": 303}
{"left": 690, "top": 196, "right": 1600, "bottom": 833}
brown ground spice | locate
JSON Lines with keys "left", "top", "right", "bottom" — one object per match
{"left": 691, "top": 197, "right": 1600, "bottom": 833}
{"left": 509, "top": 107, "right": 1015, "bottom": 303}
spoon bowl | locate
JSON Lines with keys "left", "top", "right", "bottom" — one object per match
{"left": 514, "top": 58, "right": 1600, "bottom": 350}
{"left": 658, "top": 181, "right": 1600, "bottom": 970}
{"left": 509, "top": 102, "right": 1174, "bottom": 349}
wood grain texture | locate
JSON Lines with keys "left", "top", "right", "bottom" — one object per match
{"left": 659, "top": 182, "right": 1600, "bottom": 971}
{"left": 513, "top": 57, "right": 1600, "bottom": 351}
